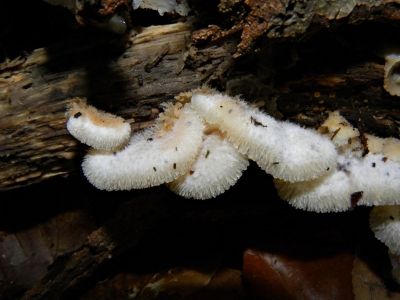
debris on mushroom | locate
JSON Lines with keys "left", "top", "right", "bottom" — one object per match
{"left": 82, "top": 103, "right": 204, "bottom": 190}
{"left": 191, "top": 92, "right": 337, "bottom": 182}
{"left": 319, "top": 110, "right": 359, "bottom": 147}
{"left": 275, "top": 110, "right": 400, "bottom": 211}
{"left": 66, "top": 98, "right": 131, "bottom": 151}
{"left": 168, "top": 125, "right": 249, "bottom": 200}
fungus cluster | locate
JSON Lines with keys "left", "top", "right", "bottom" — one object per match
{"left": 66, "top": 91, "right": 400, "bottom": 280}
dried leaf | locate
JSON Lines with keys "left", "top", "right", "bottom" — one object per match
{"left": 0, "top": 210, "right": 96, "bottom": 293}
{"left": 243, "top": 232, "right": 354, "bottom": 300}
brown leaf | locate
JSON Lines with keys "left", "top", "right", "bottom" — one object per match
{"left": 0, "top": 210, "right": 96, "bottom": 294}
{"left": 243, "top": 232, "right": 354, "bottom": 300}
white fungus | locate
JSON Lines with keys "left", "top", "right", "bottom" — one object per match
{"left": 168, "top": 126, "right": 249, "bottom": 200}
{"left": 66, "top": 98, "right": 131, "bottom": 151}
{"left": 191, "top": 92, "right": 337, "bottom": 182}
{"left": 383, "top": 49, "right": 400, "bottom": 96}
{"left": 274, "top": 154, "right": 354, "bottom": 213}
{"left": 132, "top": 0, "right": 189, "bottom": 16}
{"left": 351, "top": 153, "right": 400, "bottom": 206}
{"left": 319, "top": 110, "right": 359, "bottom": 147}
{"left": 370, "top": 205, "right": 400, "bottom": 255}
{"left": 382, "top": 137, "right": 400, "bottom": 162}
{"left": 82, "top": 103, "right": 204, "bottom": 190}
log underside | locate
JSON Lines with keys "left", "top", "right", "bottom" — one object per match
{"left": 2, "top": 0, "right": 400, "bottom": 299}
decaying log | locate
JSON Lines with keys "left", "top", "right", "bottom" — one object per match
{"left": 3, "top": 1, "right": 400, "bottom": 299}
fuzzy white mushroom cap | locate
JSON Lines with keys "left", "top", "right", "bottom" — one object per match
{"left": 319, "top": 110, "right": 359, "bottom": 146}
{"left": 365, "top": 134, "right": 385, "bottom": 155}
{"left": 66, "top": 98, "right": 131, "bottom": 150}
{"left": 191, "top": 92, "right": 337, "bottom": 182}
{"left": 370, "top": 205, "right": 400, "bottom": 255}
{"left": 168, "top": 127, "right": 249, "bottom": 199}
{"left": 382, "top": 137, "right": 400, "bottom": 162}
{"left": 274, "top": 154, "right": 353, "bottom": 213}
{"left": 383, "top": 51, "right": 400, "bottom": 96}
{"left": 82, "top": 103, "right": 204, "bottom": 190}
{"left": 351, "top": 153, "right": 400, "bottom": 206}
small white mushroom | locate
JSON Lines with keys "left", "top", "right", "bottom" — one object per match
{"left": 168, "top": 126, "right": 249, "bottom": 200}
{"left": 383, "top": 48, "right": 400, "bottom": 96}
{"left": 66, "top": 98, "right": 131, "bottom": 150}
{"left": 274, "top": 154, "right": 353, "bottom": 213}
{"left": 132, "top": 0, "right": 189, "bottom": 16}
{"left": 191, "top": 92, "right": 337, "bottom": 182}
{"left": 370, "top": 205, "right": 400, "bottom": 255}
{"left": 82, "top": 103, "right": 204, "bottom": 190}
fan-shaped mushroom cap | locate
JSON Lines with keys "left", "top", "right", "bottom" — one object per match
{"left": 351, "top": 153, "right": 400, "bottom": 206}
{"left": 66, "top": 98, "right": 131, "bottom": 150}
{"left": 383, "top": 51, "right": 400, "bottom": 96}
{"left": 274, "top": 155, "right": 353, "bottom": 213}
{"left": 191, "top": 92, "right": 337, "bottom": 182}
{"left": 383, "top": 137, "right": 400, "bottom": 162}
{"left": 82, "top": 104, "right": 204, "bottom": 190}
{"left": 370, "top": 205, "right": 400, "bottom": 255}
{"left": 319, "top": 110, "right": 359, "bottom": 146}
{"left": 168, "top": 127, "right": 249, "bottom": 199}
{"left": 365, "top": 134, "right": 385, "bottom": 155}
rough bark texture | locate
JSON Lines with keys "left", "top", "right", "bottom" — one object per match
{"left": 2, "top": 0, "right": 400, "bottom": 299}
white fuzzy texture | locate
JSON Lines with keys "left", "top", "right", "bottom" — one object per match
{"left": 66, "top": 100, "right": 131, "bottom": 151}
{"left": 191, "top": 93, "right": 337, "bottom": 182}
{"left": 370, "top": 206, "right": 400, "bottom": 255}
{"left": 351, "top": 153, "right": 400, "bottom": 206}
{"left": 383, "top": 137, "right": 400, "bottom": 162}
{"left": 320, "top": 110, "right": 359, "bottom": 146}
{"left": 274, "top": 154, "right": 353, "bottom": 213}
{"left": 132, "top": 0, "right": 189, "bottom": 16}
{"left": 168, "top": 129, "right": 249, "bottom": 199}
{"left": 82, "top": 104, "right": 204, "bottom": 190}
{"left": 384, "top": 52, "right": 400, "bottom": 96}
{"left": 366, "top": 134, "right": 385, "bottom": 154}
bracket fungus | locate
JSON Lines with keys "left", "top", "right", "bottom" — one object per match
{"left": 66, "top": 98, "right": 131, "bottom": 151}
{"left": 168, "top": 126, "right": 249, "bottom": 200}
{"left": 383, "top": 48, "right": 400, "bottom": 96}
{"left": 66, "top": 91, "right": 400, "bottom": 283}
{"left": 81, "top": 103, "right": 204, "bottom": 190}
{"left": 191, "top": 93, "right": 337, "bottom": 182}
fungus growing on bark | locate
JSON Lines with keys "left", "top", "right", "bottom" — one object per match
{"left": 319, "top": 110, "right": 359, "bottom": 146}
{"left": 168, "top": 125, "right": 249, "bottom": 200}
{"left": 275, "top": 110, "right": 400, "bottom": 212}
{"left": 191, "top": 92, "right": 337, "bottom": 182}
{"left": 66, "top": 98, "right": 131, "bottom": 150}
{"left": 81, "top": 103, "right": 204, "bottom": 190}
